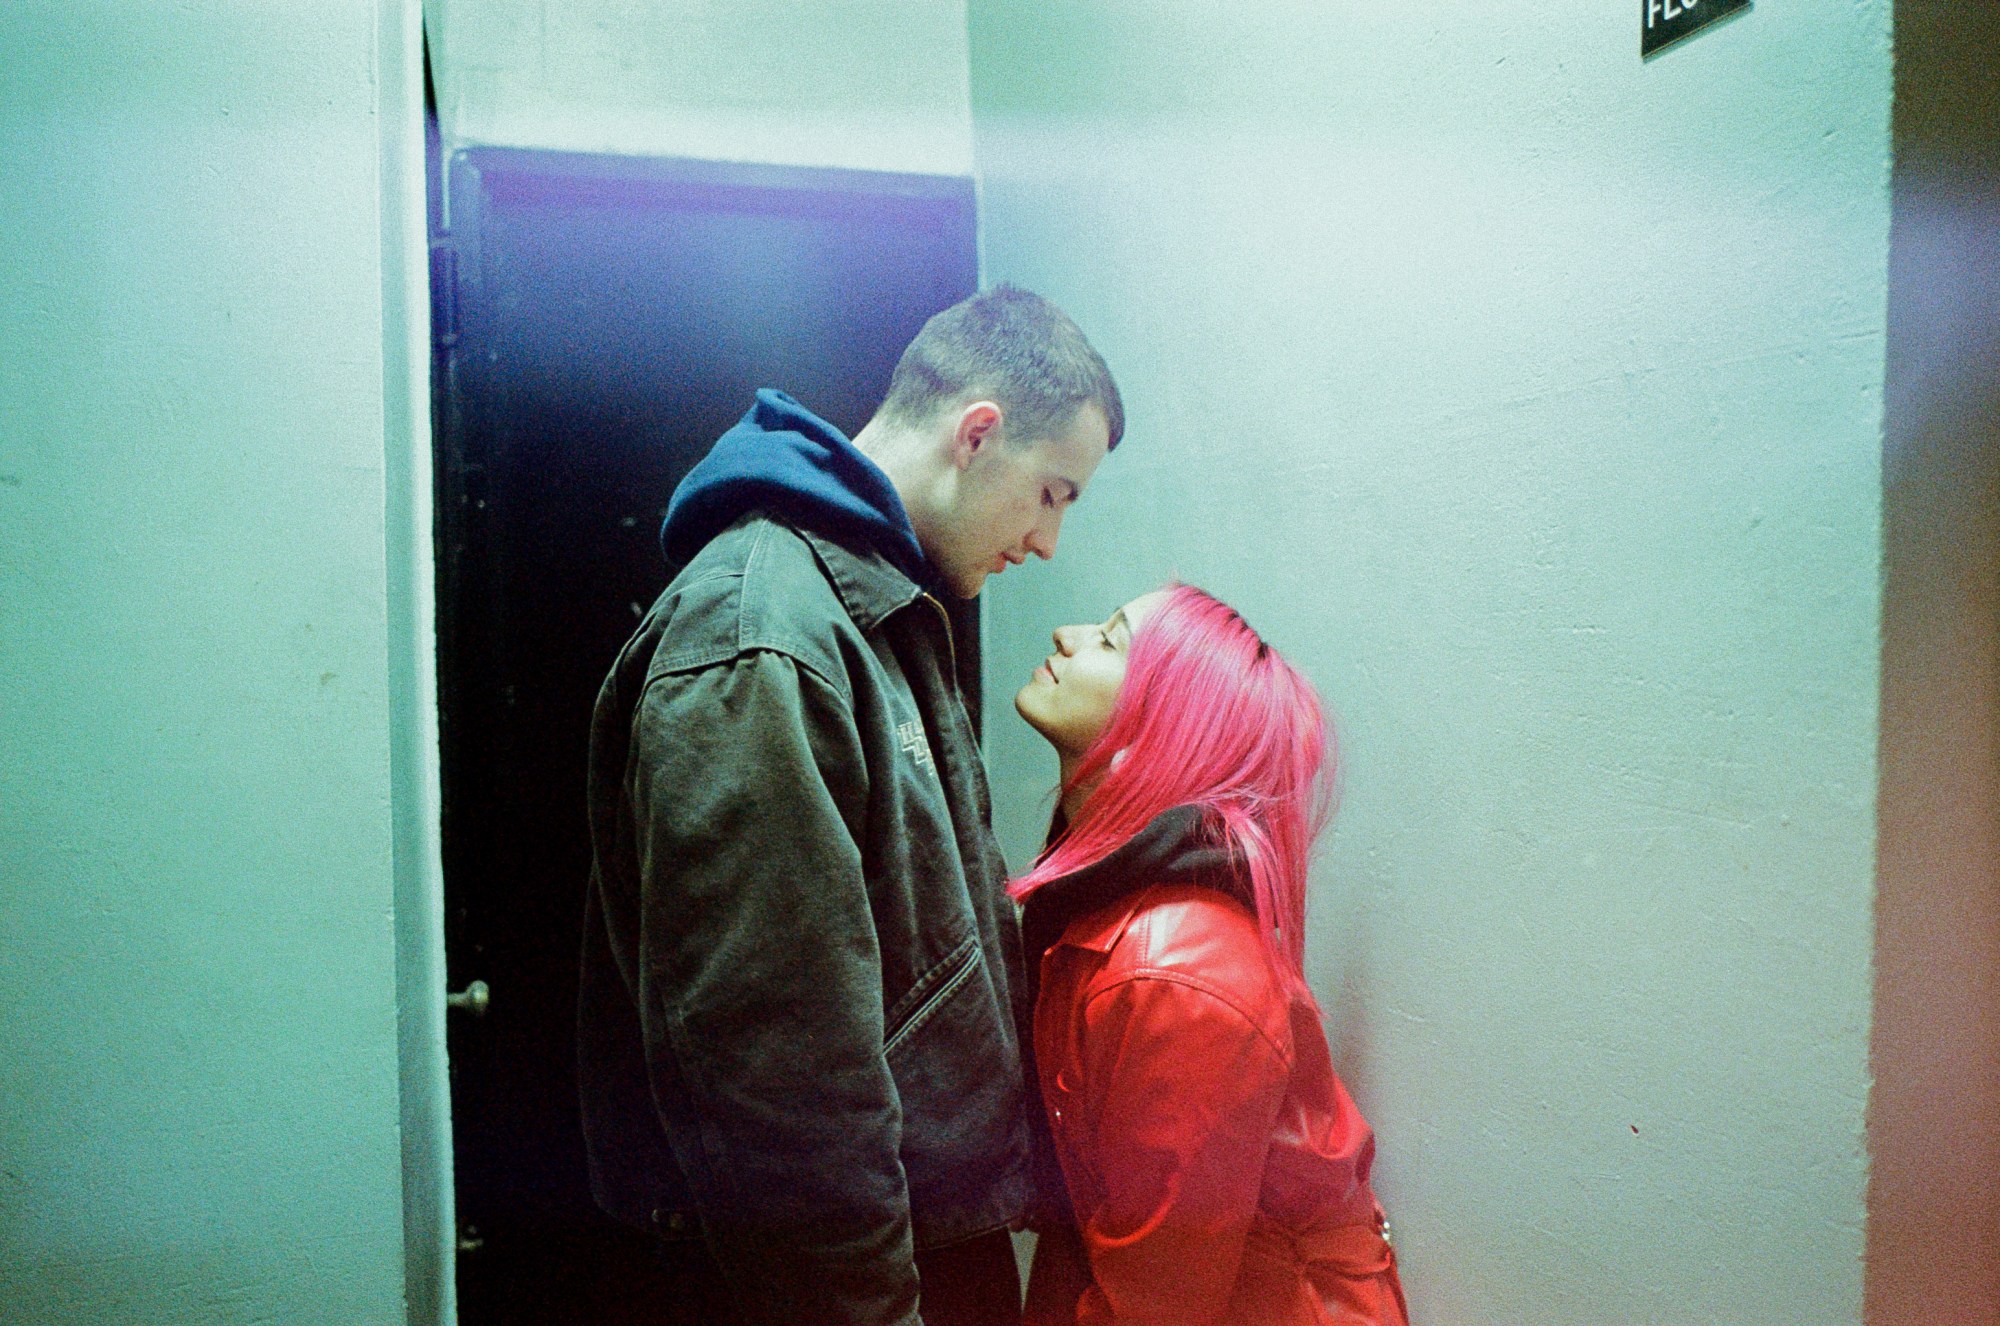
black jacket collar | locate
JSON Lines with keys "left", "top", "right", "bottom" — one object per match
{"left": 1019, "top": 805, "right": 1252, "bottom": 994}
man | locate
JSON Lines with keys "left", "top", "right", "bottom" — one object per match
{"left": 579, "top": 285, "right": 1122, "bottom": 1326}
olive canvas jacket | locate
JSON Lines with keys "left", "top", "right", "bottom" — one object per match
{"left": 579, "top": 509, "right": 1032, "bottom": 1326}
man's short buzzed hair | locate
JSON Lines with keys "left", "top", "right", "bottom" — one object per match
{"left": 879, "top": 284, "right": 1124, "bottom": 450}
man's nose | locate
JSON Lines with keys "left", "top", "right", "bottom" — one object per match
{"left": 1025, "top": 513, "right": 1060, "bottom": 561}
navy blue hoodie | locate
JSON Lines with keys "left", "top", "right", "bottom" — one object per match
{"left": 660, "top": 389, "right": 932, "bottom": 586}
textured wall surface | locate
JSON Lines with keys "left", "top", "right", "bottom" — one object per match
{"left": 1869, "top": 2, "right": 2000, "bottom": 1320}
{"left": 970, "top": 5, "right": 1891, "bottom": 1323}
{"left": 0, "top": 3, "right": 425, "bottom": 1322}
{"left": 427, "top": 0, "right": 974, "bottom": 174}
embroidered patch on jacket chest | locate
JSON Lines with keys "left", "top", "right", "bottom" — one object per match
{"left": 897, "top": 719, "right": 936, "bottom": 775}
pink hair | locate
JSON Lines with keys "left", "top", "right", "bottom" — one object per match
{"left": 1010, "top": 584, "right": 1336, "bottom": 994}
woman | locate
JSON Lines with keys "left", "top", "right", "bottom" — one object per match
{"left": 1011, "top": 584, "right": 1409, "bottom": 1326}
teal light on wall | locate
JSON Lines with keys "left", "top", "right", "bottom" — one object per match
{"left": 970, "top": 3, "right": 1889, "bottom": 1322}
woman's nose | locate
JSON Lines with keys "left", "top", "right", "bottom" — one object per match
{"left": 1052, "top": 624, "right": 1083, "bottom": 653}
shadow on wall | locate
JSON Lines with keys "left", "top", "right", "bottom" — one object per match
{"left": 1868, "top": 2, "right": 2000, "bottom": 1321}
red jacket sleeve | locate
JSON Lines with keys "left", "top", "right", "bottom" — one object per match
{"left": 1065, "top": 972, "right": 1291, "bottom": 1326}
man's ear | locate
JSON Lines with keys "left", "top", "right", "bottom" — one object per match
{"left": 948, "top": 400, "right": 1004, "bottom": 471}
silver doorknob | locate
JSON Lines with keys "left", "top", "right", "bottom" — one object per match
{"left": 447, "top": 979, "right": 490, "bottom": 1017}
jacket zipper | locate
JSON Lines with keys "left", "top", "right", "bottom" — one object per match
{"left": 920, "top": 592, "right": 985, "bottom": 739}
{"left": 920, "top": 592, "right": 958, "bottom": 679}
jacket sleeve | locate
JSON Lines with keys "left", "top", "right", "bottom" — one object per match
{"left": 630, "top": 648, "right": 918, "bottom": 1326}
{"left": 1069, "top": 974, "right": 1290, "bottom": 1326}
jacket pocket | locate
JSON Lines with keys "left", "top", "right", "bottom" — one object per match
{"left": 884, "top": 934, "right": 980, "bottom": 1057}
{"left": 883, "top": 936, "right": 1028, "bottom": 1246}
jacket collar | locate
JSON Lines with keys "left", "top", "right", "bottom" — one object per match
{"left": 1059, "top": 890, "right": 1152, "bottom": 955}
{"left": 796, "top": 525, "right": 934, "bottom": 634}
{"left": 1028, "top": 806, "right": 1254, "bottom": 957}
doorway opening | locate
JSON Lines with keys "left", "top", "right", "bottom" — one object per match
{"left": 426, "top": 140, "right": 979, "bottom": 1320}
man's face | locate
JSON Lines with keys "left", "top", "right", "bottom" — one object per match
{"left": 929, "top": 402, "right": 1111, "bottom": 599}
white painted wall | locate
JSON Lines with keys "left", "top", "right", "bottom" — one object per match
{"left": 970, "top": 5, "right": 1890, "bottom": 1323}
{"left": 0, "top": 2, "right": 436, "bottom": 1322}
{"left": 427, "top": 0, "right": 973, "bottom": 174}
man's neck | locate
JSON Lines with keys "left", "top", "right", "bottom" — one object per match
{"left": 853, "top": 416, "right": 939, "bottom": 552}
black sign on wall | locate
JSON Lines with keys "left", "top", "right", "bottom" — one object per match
{"left": 1643, "top": 0, "right": 1750, "bottom": 58}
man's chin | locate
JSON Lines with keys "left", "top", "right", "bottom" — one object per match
{"left": 943, "top": 569, "right": 988, "bottom": 600}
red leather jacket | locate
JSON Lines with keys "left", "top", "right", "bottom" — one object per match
{"left": 1020, "top": 810, "right": 1408, "bottom": 1326}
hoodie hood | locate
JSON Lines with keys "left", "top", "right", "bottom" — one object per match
{"left": 660, "top": 389, "right": 931, "bottom": 586}
{"left": 1041, "top": 805, "right": 1250, "bottom": 906}
{"left": 1019, "top": 806, "right": 1254, "bottom": 995}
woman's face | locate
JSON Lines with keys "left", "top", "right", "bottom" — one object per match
{"left": 1014, "top": 590, "right": 1169, "bottom": 759}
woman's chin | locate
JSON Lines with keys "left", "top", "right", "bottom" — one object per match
{"left": 1013, "top": 687, "right": 1053, "bottom": 740}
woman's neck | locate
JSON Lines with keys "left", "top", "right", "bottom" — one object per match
{"left": 1057, "top": 753, "right": 1101, "bottom": 825}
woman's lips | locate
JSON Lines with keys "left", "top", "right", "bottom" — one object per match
{"left": 1035, "top": 661, "right": 1055, "bottom": 683}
